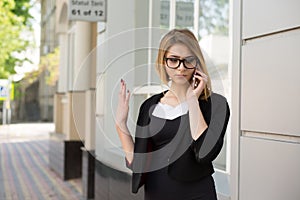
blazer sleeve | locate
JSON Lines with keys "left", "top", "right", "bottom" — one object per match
{"left": 192, "top": 94, "right": 230, "bottom": 164}
{"left": 125, "top": 100, "right": 152, "bottom": 171}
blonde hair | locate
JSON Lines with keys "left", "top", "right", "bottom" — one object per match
{"left": 155, "top": 29, "right": 212, "bottom": 100}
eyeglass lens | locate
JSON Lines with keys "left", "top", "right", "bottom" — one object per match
{"left": 166, "top": 57, "right": 197, "bottom": 69}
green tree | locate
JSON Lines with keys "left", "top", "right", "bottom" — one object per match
{"left": 22, "top": 47, "right": 60, "bottom": 87}
{"left": 39, "top": 48, "right": 60, "bottom": 86}
{"left": 12, "top": 0, "right": 33, "bottom": 26}
{"left": 0, "top": 0, "right": 34, "bottom": 78}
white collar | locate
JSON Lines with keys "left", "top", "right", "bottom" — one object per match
{"left": 152, "top": 101, "right": 189, "bottom": 120}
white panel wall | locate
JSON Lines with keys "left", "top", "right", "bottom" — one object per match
{"left": 95, "top": 0, "right": 135, "bottom": 169}
{"left": 241, "top": 29, "right": 300, "bottom": 136}
{"left": 95, "top": 0, "right": 152, "bottom": 172}
{"left": 240, "top": 136, "right": 300, "bottom": 200}
{"left": 239, "top": 1, "right": 300, "bottom": 200}
{"left": 242, "top": 0, "right": 300, "bottom": 39}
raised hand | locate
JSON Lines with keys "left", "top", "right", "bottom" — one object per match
{"left": 115, "top": 79, "right": 134, "bottom": 163}
{"left": 116, "top": 79, "right": 130, "bottom": 131}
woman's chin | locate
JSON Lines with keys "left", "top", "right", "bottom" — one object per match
{"left": 173, "top": 79, "right": 190, "bottom": 86}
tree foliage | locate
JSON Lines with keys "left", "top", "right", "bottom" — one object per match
{"left": 23, "top": 47, "right": 60, "bottom": 87}
{"left": 198, "top": 0, "right": 229, "bottom": 37}
{"left": 39, "top": 48, "right": 60, "bottom": 86}
{"left": 12, "top": 0, "right": 33, "bottom": 26}
{"left": 0, "top": 0, "right": 34, "bottom": 78}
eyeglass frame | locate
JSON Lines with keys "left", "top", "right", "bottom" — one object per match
{"left": 164, "top": 56, "right": 199, "bottom": 69}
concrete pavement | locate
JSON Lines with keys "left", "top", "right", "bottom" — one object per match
{"left": 0, "top": 123, "right": 54, "bottom": 143}
{"left": 0, "top": 123, "right": 84, "bottom": 200}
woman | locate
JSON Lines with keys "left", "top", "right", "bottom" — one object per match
{"left": 116, "top": 29, "right": 230, "bottom": 200}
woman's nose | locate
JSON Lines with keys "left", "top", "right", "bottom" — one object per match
{"left": 178, "top": 61, "right": 186, "bottom": 70}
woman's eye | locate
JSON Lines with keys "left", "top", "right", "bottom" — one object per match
{"left": 169, "top": 58, "right": 178, "bottom": 63}
{"left": 185, "top": 57, "right": 195, "bottom": 63}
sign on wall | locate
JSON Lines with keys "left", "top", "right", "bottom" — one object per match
{"left": 68, "top": 0, "right": 107, "bottom": 22}
{"left": 0, "top": 79, "right": 14, "bottom": 101}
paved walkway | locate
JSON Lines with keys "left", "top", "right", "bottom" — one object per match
{"left": 0, "top": 123, "right": 84, "bottom": 200}
{"left": 0, "top": 123, "right": 53, "bottom": 143}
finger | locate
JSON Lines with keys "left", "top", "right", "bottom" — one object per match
{"left": 119, "top": 79, "right": 123, "bottom": 93}
{"left": 195, "top": 70, "right": 207, "bottom": 78}
{"left": 125, "top": 89, "right": 130, "bottom": 104}
{"left": 194, "top": 74, "right": 207, "bottom": 82}
{"left": 120, "top": 79, "right": 126, "bottom": 90}
{"left": 191, "top": 75, "right": 196, "bottom": 87}
{"left": 119, "top": 80, "right": 126, "bottom": 101}
{"left": 122, "top": 83, "right": 128, "bottom": 101}
{"left": 199, "top": 71, "right": 208, "bottom": 79}
{"left": 193, "top": 76, "right": 207, "bottom": 91}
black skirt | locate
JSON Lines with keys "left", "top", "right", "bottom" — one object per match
{"left": 144, "top": 166, "right": 217, "bottom": 200}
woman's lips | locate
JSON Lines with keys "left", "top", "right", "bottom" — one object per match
{"left": 175, "top": 74, "right": 186, "bottom": 77}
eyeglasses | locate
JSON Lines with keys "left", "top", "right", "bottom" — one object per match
{"left": 164, "top": 56, "right": 198, "bottom": 69}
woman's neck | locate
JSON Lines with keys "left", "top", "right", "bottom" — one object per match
{"left": 167, "top": 82, "right": 189, "bottom": 102}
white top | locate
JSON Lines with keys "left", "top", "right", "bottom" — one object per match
{"left": 152, "top": 101, "right": 189, "bottom": 120}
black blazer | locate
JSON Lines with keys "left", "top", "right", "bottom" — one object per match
{"left": 126, "top": 91, "right": 230, "bottom": 194}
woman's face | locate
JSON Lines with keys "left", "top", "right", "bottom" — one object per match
{"left": 164, "top": 43, "right": 196, "bottom": 85}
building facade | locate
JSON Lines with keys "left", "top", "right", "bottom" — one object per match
{"left": 53, "top": 0, "right": 97, "bottom": 198}
{"left": 53, "top": 0, "right": 300, "bottom": 199}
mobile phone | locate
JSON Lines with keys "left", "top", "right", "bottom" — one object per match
{"left": 193, "top": 71, "right": 200, "bottom": 89}
{"left": 194, "top": 73, "right": 200, "bottom": 89}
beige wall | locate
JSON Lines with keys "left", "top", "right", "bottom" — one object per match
{"left": 236, "top": 0, "right": 300, "bottom": 199}
{"left": 55, "top": 0, "right": 96, "bottom": 145}
{"left": 54, "top": 93, "right": 64, "bottom": 134}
